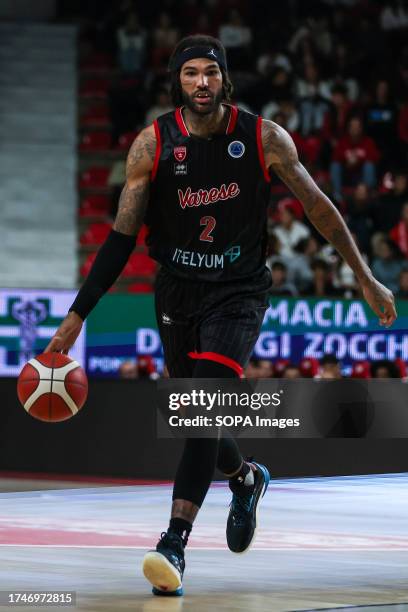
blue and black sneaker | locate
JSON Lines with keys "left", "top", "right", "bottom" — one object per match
{"left": 226, "top": 461, "right": 270, "bottom": 553}
{"left": 142, "top": 531, "right": 185, "bottom": 596}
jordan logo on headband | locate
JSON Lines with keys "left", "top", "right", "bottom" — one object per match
{"left": 208, "top": 49, "right": 217, "bottom": 58}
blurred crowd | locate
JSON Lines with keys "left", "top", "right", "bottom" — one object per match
{"left": 72, "top": 0, "right": 408, "bottom": 298}
{"left": 244, "top": 353, "right": 408, "bottom": 379}
{"left": 118, "top": 352, "right": 408, "bottom": 379}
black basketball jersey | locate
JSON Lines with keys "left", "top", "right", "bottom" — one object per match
{"left": 145, "top": 104, "right": 272, "bottom": 282}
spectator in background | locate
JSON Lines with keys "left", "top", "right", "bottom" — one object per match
{"left": 380, "top": 1, "right": 408, "bottom": 31}
{"left": 265, "top": 233, "right": 283, "bottom": 267}
{"left": 145, "top": 89, "right": 173, "bottom": 125}
{"left": 218, "top": 9, "right": 252, "bottom": 70}
{"left": 330, "top": 116, "right": 380, "bottom": 201}
{"left": 346, "top": 183, "right": 374, "bottom": 255}
{"left": 287, "top": 236, "right": 318, "bottom": 293}
{"left": 318, "top": 354, "right": 342, "bottom": 379}
{"left": 365, "top": 79, "right": 397, "bottom": 168}
{"left": 151, "top": 12, "right": 179, "bottom": 68}
{"left": 193, "top": 12, "right": 216, "bottom": 37}
{"left": 289, "top": 16, "right": 333, "bottom": 61}
{"left": 119, "top": 360, "right": 138, "bottom": 379}
{"left": 372, "top": 170, "right": 408, "bottom": 233}
{"left": 371, "top": 359, "right": 401, "bottom": 378}
{"left": 395, "top": 60, "right": 408, "bottom": 104}
{"left": 297, "top": 64, "right": 332, "bottom": 137}
{"left": 327, "top": 43, "right": 359, "bottom": 101}
{"left": 371, "top": 237, "right": 403, "bottom": 293}
{"left": 390, "top": 201, "right": 408, "bottom": 257}
{"left": 272, "top": 203, "right": 310, "bottom": 259}
{"left": 282, "top": 364, "right": 301, "bottom": 379}
{"left": 262, "top": 96, "right": 299, "bottom": 133}
{"left": 398, "top": 98, "right": 408, "bottom": 162}
{"left": 322, "top": 84, "right": 354, "bottom": 149}
{"left": 269, "top": 261, "right": 298, "bottom": 297}
{"left": 256, "top": 44, "right": 292, "bottom": 77}
{"left": 117, "top": 11, "right": 146, "bottom": 74}
{"left": 296, "top": 62, "right": 331, "bottom": 101}
{"left": 137, "top": 355, "right": 159, "bottom": 380}
{"left": 340, "top": 233, "right": 370, "bottom": 297}
{"left": 119, "top": 356, "right": 159, "bottom": 379}
{"left": 248, "top": 67, "right": 293, "bottom": 113}
{"left": 245, "top": 358, "right": 273, "bottom": 379}
{"left": 396, "top": 267, "right": 408, "bottom": 298}
{"left": 303, "top": 258, "right": 341, "bottom": 297}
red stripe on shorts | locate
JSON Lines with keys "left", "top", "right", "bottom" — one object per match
{"left": 188, "top": 351, "right": 243, "bottom": 376}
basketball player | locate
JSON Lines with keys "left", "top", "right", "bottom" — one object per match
{"left": 46, "top": 35, "right": 396, "bottom": 596}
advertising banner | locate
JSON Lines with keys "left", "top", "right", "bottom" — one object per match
{"left": 1, "top": 290, "right": 407, "bottom": 378}
{"left": 0, "top": 289, "right": 85, "bottom": 376}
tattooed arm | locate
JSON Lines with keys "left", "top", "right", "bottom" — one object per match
{"left": 45, "top": 127, "right": 156, "bottom": 353}
{"left": 113, "top": 124, "right": 155, "bottom": 234}
{"left": 262, "top": 119, "right": 396, "bottom": 327}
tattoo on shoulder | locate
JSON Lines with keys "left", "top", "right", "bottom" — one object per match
{"left": 127, "top": 131, "right": 156, "bottom": 172}
{"left": 261, "top": 120, "right": 298, "bottom": 166}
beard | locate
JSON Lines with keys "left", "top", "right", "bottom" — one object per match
{"left": 181, "top": 87, "right": 224, "bottom": 115}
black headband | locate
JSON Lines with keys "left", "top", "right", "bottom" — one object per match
{"left": 168, "top": 45, "right": 227, "bottom": 71}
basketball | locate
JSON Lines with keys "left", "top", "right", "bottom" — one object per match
{"left": 17, "top": 353, "right": 88, "bottom": 422}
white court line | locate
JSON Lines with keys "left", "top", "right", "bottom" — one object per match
{"left": 0, "top": 544, "right": 407, "bottom": 551}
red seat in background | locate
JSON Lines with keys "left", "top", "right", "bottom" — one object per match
{"left": 80, "top": 53, "right": 113, "bottom": 74}
{"left": 127, "top": 283, "right": 154, "bottom": 293}
{"left": 116, "top": 131, "right": 139, "bottom": 151}
{"left": 79, "top": 195, "right": 111, "bottom": 217}
{"left": 80, "top": 131, "right": 112, "bottom": 152}
{"left": 80, "top": 252, "right": 97, "bottom": 277}
{"left": 80, "top": 222, "right": 112, "bottom": 246}
{"left": 81, "top": 252, "right": 155, "bottom": 279}
{"left": 80, "top": 78, "right": 110, "bottom": 98}
{"left": 122, "top": 253, "right": 157, "bottom": 277}
{"left": 81, "top": 105, "right": 110, "bottom": 128}
{"left": 79, "top": 167, "right": 110, "bottom": 190}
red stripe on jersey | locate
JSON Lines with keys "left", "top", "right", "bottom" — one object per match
{"left": 188, "top": 351, "right": 243, "bottom": 376}
{"left": 175, "top": 107, "right": 189, "bottom": 136}
{"left": 256, "top": 116, "right": 271, "bottom": 182}
{"left": 151, "top": 120, "right": 162, "bottom": 181}
{"left": 226, "top": 105, "right": 238, "bottom": 134}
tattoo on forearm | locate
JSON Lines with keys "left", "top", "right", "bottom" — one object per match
{"left": 113, "top": 181, "right": 149, "bottom": 235}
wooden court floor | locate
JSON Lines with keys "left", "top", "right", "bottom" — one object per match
{"left": 0, "top": 474, "right": 407, "bottom": 611}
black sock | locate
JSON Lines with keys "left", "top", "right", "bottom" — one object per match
{"left": 229, "top": 461, "right": 254, "bottom": 487}
{"left": 168, "top": 517, "right": 192, "bottom": 546}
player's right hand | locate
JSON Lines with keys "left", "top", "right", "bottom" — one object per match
{"left": 44, "top": 311, "right": 83, "bottom": 354}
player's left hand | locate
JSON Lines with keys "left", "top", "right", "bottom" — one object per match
{"left": 361, "top": 277, "right": 397, "bottom": 328}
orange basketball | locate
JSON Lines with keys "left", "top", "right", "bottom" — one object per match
{"left": 17, "top": 353, "right": 88, "bottom": 422}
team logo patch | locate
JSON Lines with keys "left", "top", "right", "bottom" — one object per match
{"left": 174, "top": 163, "right": 188, "bottom": 176}
{"left": 174, "top": 146, "right": 187, "bottom": 162}
{"left": 162, "top": 313, "right": 173, "bottom": 325}
{"left": 228, "top": 140, "right": 245, "bottom": 158}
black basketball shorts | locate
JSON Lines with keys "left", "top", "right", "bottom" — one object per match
{"left": 155, "top": 267, "right": 271, "bottom": 377}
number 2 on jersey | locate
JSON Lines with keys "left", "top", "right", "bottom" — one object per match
{"left": 199, "top": 216, "right": 216, "bottom": 242}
